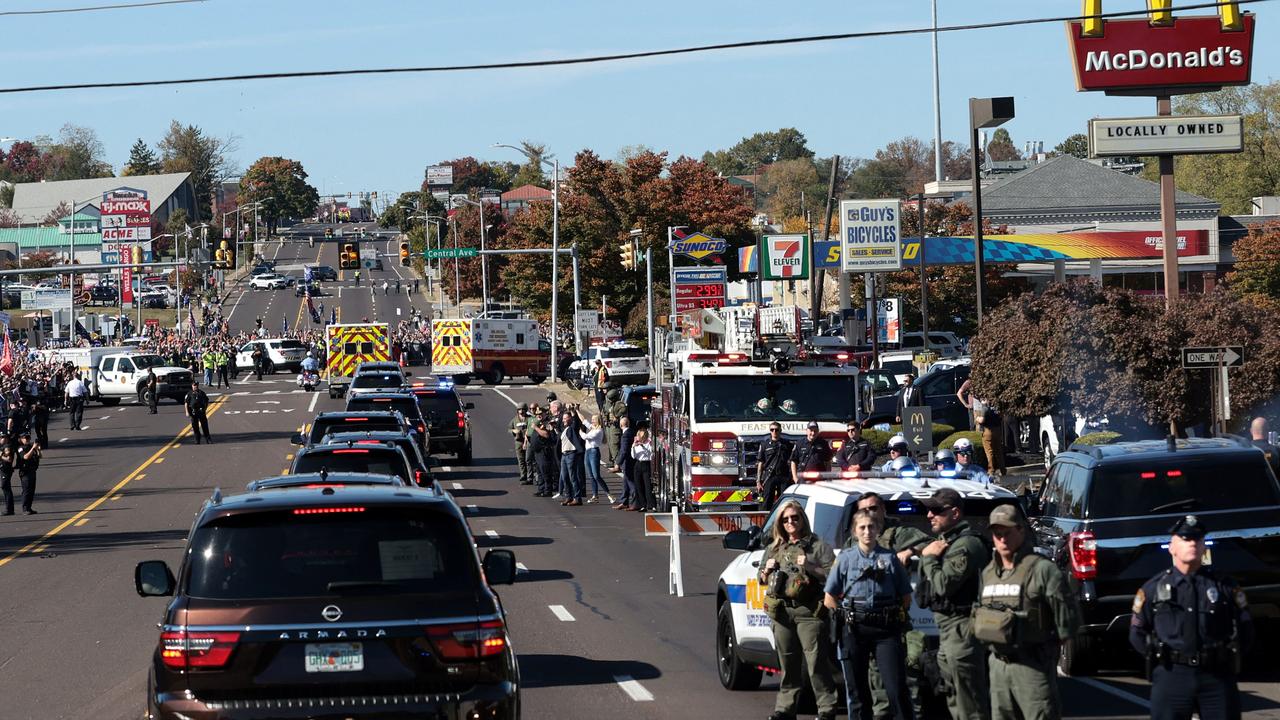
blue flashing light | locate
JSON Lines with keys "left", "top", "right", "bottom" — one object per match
{"left": 938, "top": 470, "right": 957, "bottom": 477}
{"left": 896, "top": 501, "right": 917, "bottom": 514}
{"left": 900, "top": 470, "right": 919, "bottom": 478}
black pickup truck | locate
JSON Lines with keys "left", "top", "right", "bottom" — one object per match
{"left": 1030, "top": 436, "right": 1280, "bottom": 675}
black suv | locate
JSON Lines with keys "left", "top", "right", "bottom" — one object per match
{"left": 291, "top": 441, "right": 418, "bottom": 489}
{"left": 409, "top": 383, "right": 474, "bottom": 463}
{"left": 88, "top": 284, "right": 119, "bottom": 305}
{"left": 320, "top": 430, "right": 439, "bottom": 493}
{"left": 344, "top": 393, "right": 429, "bottom": 455}
{"left": 135, "top": 482, "right": 519, "bottom": 719}
{"left": 1031, "top": 437, "right": 1280, "bottom": 675}
{"left": 294, "top": 410, "right": 412, "bottom": 447}
{"left": 310, "top": 265, "right": 338, "bottom": 281}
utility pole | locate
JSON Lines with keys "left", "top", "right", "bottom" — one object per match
{"left": 917, "top": 193, "right": 930, "bottom": 354}
{"left": 646, "top": 246, "right": 654, "bottom": 381}
{"left": 813, "top": 155, "right": 840, "bottom": 326}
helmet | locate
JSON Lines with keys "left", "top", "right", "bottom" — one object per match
{"left": 755, "top": 397, "right": 773, "bottom": 412}
{"left": 890, "top": 455, "right": 918, "bottom": 472}
{"left": 952, "top": 437, "right": 974, "bottom": 453}
{"left": 606, "top": 388, "right": 621, "bottom": 401}
{"left": 888, "top": 434, "right": 908, "bottom": 452}
{"left": 306, "top": 351, "right": 314, "bottom": 358}
{"left": 779, "top": 399, "right": 799, "bottom": 416}
{"left": 935, "top": 448, "right": 956, "bottom": 470}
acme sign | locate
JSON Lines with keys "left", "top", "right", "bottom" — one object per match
{"left": 1067, "top": 13, "right": 1255, "bottom": 93}
{"left": 1089, "top": 114, "right": 1243, "bottom": 156}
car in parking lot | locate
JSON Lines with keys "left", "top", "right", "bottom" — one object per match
{"left": 250, "top": 273, "right": 289, "bottom": 290}
{"left": 310, "top": 264, "right": 338, "bottom": 281}
{"left": 134, "top": 481, "right": 520, "bottom": 719}
{"left": 1031, "top": 436, "right": 1280, "bottom": 675}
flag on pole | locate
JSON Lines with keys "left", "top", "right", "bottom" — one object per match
{"left": 307, "top": 294, "right": 321, "bottom": 324}
{"left": 330, "top": 307, "right": 337, "bottom": 324}
{"left": 282, "top": 315, "right": 289, "bottom": 335}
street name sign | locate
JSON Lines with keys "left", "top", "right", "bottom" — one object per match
{"left": 903, "top": 406, "right": 932, "bottom": 454}
{"left": 1182, "top": 346, "right": 1243, "bottom": 369}
{"left": 1089, "top": 114, "right": 1243, "bottom": 157}
{"left": 424, "top": 247, "right": 478, "bottom": 259}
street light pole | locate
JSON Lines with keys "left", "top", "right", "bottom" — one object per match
{"left": 968, "top": 97, "right": 1015, "bottom": 326}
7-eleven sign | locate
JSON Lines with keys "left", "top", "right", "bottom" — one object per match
{"left": 760, "top": 234, "right": 810, "bottom": 280}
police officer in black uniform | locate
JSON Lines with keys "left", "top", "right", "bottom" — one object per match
{"left": 184, "top": 381, "right": 212, "bottom": 444}
{"left": 756, "top": 422, "right": 794, "bottom": 509}
{"left": 791, "top": 421, "right": 832, "bottom": 480}
{"left": 1130, "top": 515, "right": 1253, "bottom": 720}
{"left": 836, "top": 421, "right": 876, "bottom": 471}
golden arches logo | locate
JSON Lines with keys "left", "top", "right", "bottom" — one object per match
{"left": 1082, "top": 0, "right": 1243, "bottom": 36}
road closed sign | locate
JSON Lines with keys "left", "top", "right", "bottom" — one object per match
{"left": 841, "top": 199, "right": 901, "bottom": 273}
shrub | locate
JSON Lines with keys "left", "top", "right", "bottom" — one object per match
{"left": 864, "top": 424, "right": 956, "bottom": 453}
{"left": 1074, "top": 431, "right": 1122, "bottom": 446}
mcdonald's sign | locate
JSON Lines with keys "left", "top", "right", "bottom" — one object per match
{"left": 1067, "top": 1, "right": 1255, "bottom": 94}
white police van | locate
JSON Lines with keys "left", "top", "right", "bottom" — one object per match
{"left": 715, "top": 471, "right": 1018, "bottom": 691}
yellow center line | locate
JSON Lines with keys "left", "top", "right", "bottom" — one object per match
{"left": 154, "top": 457, "right": 165, "bottom": 463}
{"left": 74, "top": 518, "right": 89, "bottom": 527}
{"left": 0, "top": 396, "right": 230, "bottom": 569}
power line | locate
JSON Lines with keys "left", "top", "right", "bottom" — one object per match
{"left": 0, "top": 0, "right": 205, "bottom": 17}
{"left": 0, "top": 0, "right": 1267, "bottom": 94}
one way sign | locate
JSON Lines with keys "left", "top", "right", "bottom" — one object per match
{"left": 1181, "top": 346, "right": 1244, "bottom": 369}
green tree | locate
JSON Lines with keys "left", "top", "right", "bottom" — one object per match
{"left": 238, "top": 156, "right": 320, "bottom": 234}
{"left": 43, "top": 124, "right": 112, "bottom": 180}
{"left": 845, "top": 137, "right": 971, "bottom": 199}
{"left": 163, "top": 208, "right": 190, "bottom": 258}
{"left": 122, "top": 138, "right": 162, "bottom": 176}
{"left": 0, "top": 189, "right": 14, "bottom": 211}
{"left": 1226, "top": 221, "right": 1280, "bottom": 300}
{"left": 159, "top": 120, "right": 239, "bottom": 222}
{"left": 508, "top": 141, "right": 552, "bottom": 189}
{"left": 1053, "top": 133, "right": 1089, "bottom": 159}
{"left": 756, "top": 158, "right": 823, "bottom": 221}
{"left": 1141, "top": 82, "right": 1280, "bottom": 214}
{"left": 702, "top": 128, "right": 814, "bottom": 176}
{"left": 986, "top": 128, "right": 1020, "bottom": 162}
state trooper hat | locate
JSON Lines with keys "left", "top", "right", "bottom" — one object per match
{"left": 546, "top": 391, "right": 558, "bottom": 401}
{"left": 988, "top": 504, "right": 1023, "bottom": 529}
{"left": 806, "top": 421, "right": 820, "bottom": 431}
{"left": 1170, "top": 514, "right": 1207, "bottom": 539}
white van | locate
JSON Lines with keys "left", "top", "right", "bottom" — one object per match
{"left": 893, "top": 332, "right": 965, "bottom": 358}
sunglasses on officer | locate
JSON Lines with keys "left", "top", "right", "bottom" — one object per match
{"left": 781, "top": 514, "right": 802, "bottom": 525}
{"left": 769, "top": 426, "right": 781, "bottom": 434}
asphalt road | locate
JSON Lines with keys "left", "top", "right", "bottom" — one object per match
{"left": 1, "top": 307, "right": 1277, "bottom": 717}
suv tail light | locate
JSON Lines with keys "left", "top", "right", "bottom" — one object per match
{"left": 414, "top": 469, "right": 425, "bottom": 486}
{"left": 159, "top": 630, "right": 240, "bottom": 669}
{"left": 1068, "top": 530, "right": 1097, "bottom": 580}
{"left": 456, "top": 411, "right": 466, "bottom": 430}
{"left": 427, "top": 620, "right": 507, "bottom": 660}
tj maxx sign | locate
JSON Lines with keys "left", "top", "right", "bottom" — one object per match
{"left": 1067, "top": 1, "right": 1255, "bottom": 94}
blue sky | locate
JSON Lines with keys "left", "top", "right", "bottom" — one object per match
{"left": 4, "top": 0, "right": 1276, "bottom": 200}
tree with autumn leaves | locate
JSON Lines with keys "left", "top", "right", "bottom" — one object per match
{"left": 238, "top": 156, "right": 319, "bottom": 235}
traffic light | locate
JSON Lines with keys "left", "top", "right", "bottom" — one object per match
{"left": 341, "top": 243, "right": 357, "bottom": 269}
{"left": 400, "top": 242, "right": 411, "bottom": 266}
{"left": 619, "top": 241, "right": 635, "bottom": 271}
{"left": 325, "top": 227, "right": 333, "bottom": 239}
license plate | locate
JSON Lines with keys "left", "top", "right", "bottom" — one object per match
{"left": 304, "top": 642, "right": 364, "bottom": 673}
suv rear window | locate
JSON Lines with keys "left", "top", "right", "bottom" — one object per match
{"left": 277, "top": 340, "right": 306, "bottom": 350}
{"left": 1087, "top": 454, "right": 1280, "bottom": 518}
{"left": 605, "top": 347, "right": 644, "bottom": 359}
{"left": 348, "top": 397, "right": 422, "bottom": 421}
{"left": 309, "top": 416, "right": 404, "bottom": 443}
{"left": 293, "top": 448, "right": 410, "bottom": 481}
{"left": 415, "top": 390, "right": 462, "bottom": 418}
{"left": 352, "top": 374, "right": 405, "bottom": 390}
{"left": 185, "top": 508, "right": 477, "bottom": 599}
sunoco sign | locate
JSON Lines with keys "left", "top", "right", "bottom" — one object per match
{"left": 668, "top": 232, "right": 727, "bottom": 261}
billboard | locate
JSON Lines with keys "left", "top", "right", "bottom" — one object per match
{"left": 668, "top": 232, "right": 727, "bottom": 261}
{"left": 22, "top": 289, "right": 71, "bottom": 311}
{"left": 1066, "top": 13, "right": 1256, "bottom": 93}
{"left": 760, "top": 234, "right": 809, "bottom": 280}
{"left": 426, "top": 165, "right": 454, "bottom": 187}
{"left": 840, "top": 199, "right": 901, "bottom": 272}
{"left": 673, "top": 267, "right": 726, "bottom": 313}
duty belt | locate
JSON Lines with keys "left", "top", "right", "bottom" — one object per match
{"left": 1166, "top": 647, "right": 1230, "bottom": 668}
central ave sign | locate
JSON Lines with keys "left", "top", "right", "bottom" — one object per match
{"left": 1067, "top": 13, "right": 1256, "bottom": 94}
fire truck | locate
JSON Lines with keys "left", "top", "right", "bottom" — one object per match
{"left": 649, "top": 306, "right": 866, "bottom": 512}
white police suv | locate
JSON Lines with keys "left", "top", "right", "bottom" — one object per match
{"left": 715, "top": 470, "right": 1019, "bottom": 691}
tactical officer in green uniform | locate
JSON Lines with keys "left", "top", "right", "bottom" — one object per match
{"left": 974, "top": 505, "right": 1080, "bottom": 720}
{"left": 760, "top": 499, "right": 840, "bottom": 720}
{"left": 509, "top": 404, "right": 531, "bottom": 485}
{"left": 605, "top": 388, "right": 625, "bottom": 467}
{"left": 918, "top": 488, "right": 991, "bottom": 720}
{"left": 845, "top": 492, "right": 933, "bottom": 719}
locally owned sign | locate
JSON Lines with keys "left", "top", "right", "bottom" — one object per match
{"left": 760, "top": 234, "right": 810, "bottom": 280}
{"left": 841, "top": 199, "right": 902, "bottom": 272}
{"left": 1067, "top": 13, "right": 1256, "bottom": 93}
{"left": 669, "top": 232, "right": 727, "bottom": 261}
{"left": 673, "top": 266, "right": 726, "bottom": 313}
{"left": 1089, "top": 114, "right": 1243, "bottom": 156}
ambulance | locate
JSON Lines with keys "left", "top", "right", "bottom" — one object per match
{"left": 432, "top": 318, "right": 548, "bottom": 385}
{"left": 325, "top": 322, "right": 391, "bottom": 398}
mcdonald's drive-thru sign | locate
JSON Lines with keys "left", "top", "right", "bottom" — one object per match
{"left": 1067, "top": 2, "right": 1256, "bottom": 94}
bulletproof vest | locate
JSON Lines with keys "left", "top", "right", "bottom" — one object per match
{"left": 772, "top": 539, "right": 822, "bottom": 604}
{"left": 977, "top": 553, "right": 1050, "bottom": 646}
{"left": 926, "top": 527, "right": 986, "bottom": 614}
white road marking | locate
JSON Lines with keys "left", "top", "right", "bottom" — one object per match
{"left": 516, "top": 562, "right": 528, "bottom": 573}
{"left": 492, "top": 387, "right": 520, "bottom": 408}
{"left": 257, "top": 401, "right": 281, "bottom": 405}
{"left": 484, "top": 530, "right": 498, "bottom": 538}
{"left": 1059, "top": 671, "right": 1151, "bottom": 709}
{"left": 58, "top": 437, "right": 68, "bottom": 443}
{"left": 451, "top": 482, "right": 462, "bottom": 490}
{"left": 97, "top": 416, "right": 112, "bottom": 421}
{"left": 440, "top": 466, "right": 453, "bottom": 472}
{"left": 80, "top": 425, "right": 90, "bottom": 430}
{"left": 465, "top": 504, "right": 477, "bottom": 513}
{"left": 548, "top": 605, "right": 575, "bottom": 622}
{"left": 613, "top": 675, "right": 654, "bottom": 702}
{"left": 308, "top": 391, "right": 320, "bottom": 413}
